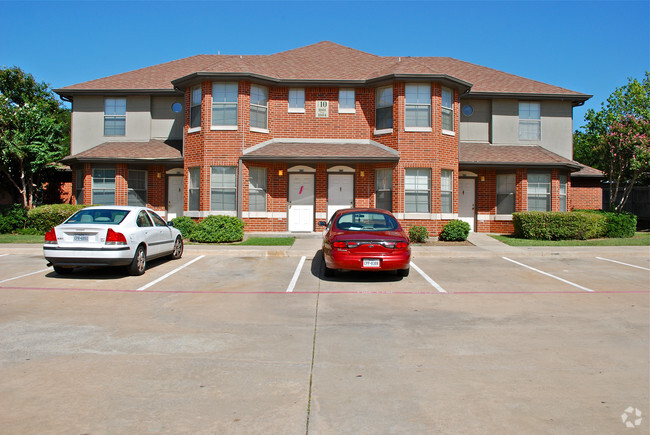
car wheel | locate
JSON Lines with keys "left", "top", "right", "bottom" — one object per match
{"left": 169, "top": 236, "right": 183, "bottom": 260}
{"left": 128, "top": 245, "right": 147, "bottom": 276}
{"left": 397, "top": 268, "right": 410, "bottom": 277}
{"left": 53, "top": 265, "right": 73, "bottom": 275}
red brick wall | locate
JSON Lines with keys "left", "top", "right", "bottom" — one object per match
{"left": 570, "top": 178, "right": 602, "bottom": 210}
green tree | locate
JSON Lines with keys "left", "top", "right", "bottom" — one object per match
{"left": 0, "top": 67, "right": 70, "bottom": 208}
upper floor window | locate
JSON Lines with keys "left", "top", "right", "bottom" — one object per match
{"left": 288, "top": 88, "right": 305, "bottom": 113}
{"left": 527, "top": 171, "right": 550, "bottom": 211}
{"left": 127, "top": 169, "right": 147, "bottom": 206}
{"left": 559, "top": 174, "right": 568, "bottom": 212}
{"left": 497, "top": 173, "right": 516, "bottom": 214}
{"left": 441, "top": 169, "right": 453, "bottom": 213}
{"left": 519, "top": 102, "right": 541, "bottom": 141}
{"left": 339, "top": 88, "right": 355, "bottom": 113}
{"left": 405, "top": 168, "right": 430, "bottom": 213}
{"left": 375, "top": 86, "right": 393, "bottom": 131}
{"left": 405, "top": 84, "right": 431, "bottom": 129}
{"left": 250, "top": 85, "right": 269, "bottom": 130}
{"left": 441, "top": 88, "right": 454, "bottom": 132}
{"left": 212, "top": 82, "right": 238, "bottom": 128}
{"left": 190, "top": 86, "right": 201, "bottom": 129}
{"left": 104, "top": 98, "right": 126, "bottom": 136}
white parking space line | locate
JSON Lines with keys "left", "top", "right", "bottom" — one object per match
{"left": 286, "top": 256, "right": 306, "bottom": 293}
{"left": 0, "top": 268, "right": 51, "bottom": 284}
{"left": 596, "top": 257, "right": 650, "bottom": 271}
{"left": 410, "top": 262, "right": 447, "bottom": 293}
{"left": 137, "top": 255, "right": 205, "bottom": 291}
{"left": 502, "top": 257, "right": 594, "bottom": 292}
{"left": 0, "top": 254, "right": 8, "bottom": 257}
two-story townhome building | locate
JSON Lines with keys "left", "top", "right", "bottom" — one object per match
{"left": 55, "top": 41, "right": 602, "bottom": 234}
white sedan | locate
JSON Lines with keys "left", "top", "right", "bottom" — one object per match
{"left": 43, "top": 206, "right": 183, "bottom": 275}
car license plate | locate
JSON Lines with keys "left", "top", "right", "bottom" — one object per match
{"left": 362, "top": 259, "right": 380, "bottom": 268}
{"left": 73, "top": 234, "right": 89, "bottom": 242}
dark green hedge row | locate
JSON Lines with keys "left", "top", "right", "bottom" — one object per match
{"left": 513, "top": 211, "right": 636, "bottom": 240}
{"left": 574, "top": 210, "right": 637, "bottom": 238}
{"left": 189, "top": 215, "right": 245, "bottom": 243}
{"left": 0, "top": 204, "right": 28, "bottom": 233}
{"left": 26, "top": 204, "right": 90, "bottom": 234}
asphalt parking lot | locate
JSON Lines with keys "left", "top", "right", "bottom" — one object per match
{"left": 0, "top": 238, "right": 648, "bottom": 434}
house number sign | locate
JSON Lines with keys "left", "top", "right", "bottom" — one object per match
{"left": 316, "top": 100, "right": 329, "bottom": 118}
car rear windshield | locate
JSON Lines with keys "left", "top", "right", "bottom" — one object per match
{"left": 65, "top": 209, "right": 130, "bottom": 225}
{"left": 335, "top": 212, "right": 399, "bottom": 231}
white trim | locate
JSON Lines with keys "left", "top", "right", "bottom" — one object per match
{"left": 338, "top": 108, "right": 356, "bottom": 114}
{"left": 211, "top": 125, "right": 238, "bottom": 131}
{"left": 184, "top": 211, "right": 238, "bottom": 218}
{"left": 404, "top": 213, "right": 434, "bottom": 220}
{"left": 495, "top": 214, "right": 513, "bottom": 221}
{"left": 288, "top": 108, "right": 305, "bottom": 113}
{"left": 327, "top": 165, "right": 355, "bottom": 173}
{"left": 374, "top": 128, "right": 393, "bottom": 136}
{"left": 476, "top": 214, "right": 513, "bottom": 221}
{"left": 187, "top": 127, "right": 201, "bottom": 134}
{"left": 442, "top": 129, "right": 456, "bottom": 136}
{"left": 242, "top": 211, "right": 287, "bottom": 219}
{"left": 288, "top": 165, "right": 316, "bottom": 173}
{"left": 250, "top": 127, "right": 269, "bottom": 134}
{"left": 440, "top": 213, "right": 456, "bottom": 220}
{"left": 405, "top": 127, "right": 432, "bottom": 132}
{"left": 315, "top": 212, "right": 327, "bottom": 219}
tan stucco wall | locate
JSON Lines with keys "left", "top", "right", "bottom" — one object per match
{"left": 459, "top": 99, "right": 490, "bottom": 142}
{"left": 151, "top": 96, "right": 184, "bottom": 140}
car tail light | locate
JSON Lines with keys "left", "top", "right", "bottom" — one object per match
{"left": 332, "top": 241, "right": 347, "bottom": 249}
{"left": 44, "top": 228, "right": 57, "bottom": 244}
{"left": 395, "top": 242, "right": 409, "bottom": 249}
{"left": 105, "top": 228, "right": 127, "bottom": 245}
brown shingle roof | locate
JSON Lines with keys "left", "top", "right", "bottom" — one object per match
{"left": 61, "top": 139, "right": 182, "bottom": 164}
{"left": 459, "top": 143, "right": 583, "bottom": 170}
{"left": 242, "top": 139, "right": 399, "bottom": 162}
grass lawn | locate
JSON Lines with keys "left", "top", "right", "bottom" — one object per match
{"left": 236, "top": 237, "right": 295, "bottom": 246}
{"left": 0, "top": 233, "right": 44, "bottom": 244}
{"left": 490, "top": 232, "right": 650, "bottom": 247}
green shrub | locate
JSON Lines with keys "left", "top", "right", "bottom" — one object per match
{"left": 513, "top": 211, "right": 607, "bottom": 240}
{"left": 0, "top": 204, "right": 27, "bottom": 233}
{"left": 603, "top": 212, "right": 637, "bottom": 238}
{"left": 170, "top": 216, "right": 197, "bottom": 239}
{"left": 26, "top": 204, "right": 89, "bottom": 234}
{"left": 439, "top": 220, "right": 471, "bottom": 241}
{"left": 190, "top": 215, "right": 245, "bottom": 243}
{"left": 408, "top": 225, "right": 429, "bottom": 243}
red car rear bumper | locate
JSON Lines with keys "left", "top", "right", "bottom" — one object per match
{"left": 325, "top": 248, "right": 411, "bottom": 271}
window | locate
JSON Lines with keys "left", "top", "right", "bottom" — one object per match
{"left": 136, "top": 210, "right": 153, "bottom": 227}
{"left": 497, "top": 173, "right": 516, "bottom": 214}
{"left": 375, "top": 86, "right": 393, "bottom": 131}
{"left": 527, "top": 171, "right": 551, "bottom": 211}
{"left": 249, "top": 167, "right": 267, "bottom": 212}
{"left": 104, "top": 98, "right": 126, "bottom": 136}
{"left": 189, "top": 167, "right": 200, "bottom": 211}
{"left": 405, "top": 84, "right": 431, "bottom": 128}
{"left": 190, "top": 86, "right": 201, "bottom": 129}
{"left": 91, "top": 167, "right": 116, "bottom": 205}
{"left": 288, "top": 88, "right": 305, "bottom": 112}
{"left": 441, "top": 169, "right": 453, "bottom": 213}
{"left": 210, "top": 166, "right": 236, "bottom": 211}
{"left": 75, "top": 169, "right": 84, "bottom": 204}
{"left": 338, "top": 88, "right": 355, "bottom": 113}
{"left": 559, "top": 174, "right": 568, "bottom": 212}
{"left": 519, "top": 102, "right": 541, "bottom": 141}
{"left": 127, "top": 169, "right": 147, "bottom": 206}
{"left": 375, "top": 169, "right": 393, "bottom": 211}
{"left": 212, "top": 82, "right": 238, "bottom": 127}
{"left": 405, "top": 168, "right": 430, "bottom": 213}
{"left": 250, "top": 85, "right": 268, "bottom": 130}
{"left": 148, "top": 210, "right": 168, "bottom": 227}
{"left": 441, "top": 88, "right": 454, "bottom": 132}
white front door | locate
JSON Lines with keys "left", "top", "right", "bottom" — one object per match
{"left": 459, "top": 178, "right": 476, "bottom": 232}
{"left": 327, "top": 174, "right": 354, "bottom": 222}
{"left": 167, "top": 176, "right": 183, "bottom": 220}
{"left": 288, "top": 173, "right": 315, "bottom": 232}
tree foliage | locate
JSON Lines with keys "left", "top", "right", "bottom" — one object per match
{"left": 573, "top": 72, "right": 650, "bottom": 211}
{"left": 0, "top": 66, "right": 70, "bottom": 208}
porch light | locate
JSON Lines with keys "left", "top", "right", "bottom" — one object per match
{"left": 278, "top": 170, "right": 283, "bottom": 176}
{"left": 360, "top": 171, "right": 365, "bottom": 177}
{"left": 480, "top": 176, "right": 485, "bottom": 181}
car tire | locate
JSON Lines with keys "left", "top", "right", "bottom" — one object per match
{"left": 169, "top": 236, "right": 183, "bottom": 260}
{"left": 53, "top": 265, "right": 73, "bottom": 275}
{"left": 397, "top": 268, "right": 410, "bottom": 277}
{"left": 128, "top": 245, "right": 147, "bottom": 276}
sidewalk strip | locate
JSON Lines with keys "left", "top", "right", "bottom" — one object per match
{"left": 137, "top": 255, "right": 205, "bottom": 291}
{"left": 286, "top": 256, "right": 306, "bottom": 293}
{"left": 0, "top": 268, "right": 51, "bottom": 284}
{"left": 596, "top": 257, "right": 650, "bottom": 271}
{"left": 502, "top": 257, "right": 594, "bottom": 292}
{"left": 410, "top": 262, "right": 447, "bottom": 293}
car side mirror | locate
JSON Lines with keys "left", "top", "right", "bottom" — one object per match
{"left": 318, "top": 221, "right": 327, "bottom": 227}
{"left": 168, "top": 221, "right": 174, "bottom": 227}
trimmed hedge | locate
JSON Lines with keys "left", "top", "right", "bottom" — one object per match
{"left": 513, "top": 211, "right": 607, "bottom": 240}
{"left": 408, "top": 225, "right": 429, "bottom": 243}
{"left": 190, "top": 215, "right": 245, "bottom": 243}
{"left": 26, "top": 204, "right": 89, "bottom": 234}
{"left": 439, "top": 220, "right": 471, "bottom": 241}
{"left": 170, "top": 216, "right": 197, "bottom": 239}
{"left": 575, "top": 210, "right": 637, "bottom": 238}
{"left": 0, "top": 204, "right": 28, "bottom": 234}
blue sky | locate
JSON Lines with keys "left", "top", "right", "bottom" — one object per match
{"left": 1, "top": 0, "right": 648, "bottom": 130}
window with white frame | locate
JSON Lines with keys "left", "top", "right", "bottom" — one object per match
{"left": 92, "top": 167, "right": 116, "bottom": 205}
{"left": 104, "top": 98, "right": 126, "bottom": 136}
{"left": 497, "top": 173, "right": 516, "bottom": 214}
{"left": 210, "top": 166, "right": 236, "bottom": 211}
{"left": 250, "top": 85, "right": 268, "bottom": 130}
{"left": 405, "top": 168, "right": 430, "bottom": 213}
{"left": 75, "top": 169, "right": 84, "bottom": 204}
{"left": 519, "top": 102, "right": 541, "bottom": 140}
{"left": 288, "top": 88, "right": 305, "bottom": 112}
{"left": 405, "top": 84, "right": 431, "bottom": 128}
{"left": 375, "top": 86, "right": 393, "bottom": 130}
{"left": 339, "top": 88, "right": 355, "bottom": 113}
{"left": 212, "top": 82, "right": 238, "bottom": 127}
{"left": 441, "top": 87, "right": 454, "bottom": 132}
{"left": 441, "top": 169, "right": 453, "bottom": 213}
{"left": 375, "top": 169, "right": 393, "bottom": 211}
{"left": 559, "top": 174, "right": 568, "bottom": 212}
{"left": 527, "top": 171, "right": 551, "bottom": 211}
{"left": 190, "top": 86, "right": 201, "bottom": 129}
{"left": 127, "top": 169, "right": 147, "bottom": 206}
{"left": 189, "top": 167, "right": 200, "bottom": 211}
{"left": 248, "top": 167, "right": 267, "bottom": 212}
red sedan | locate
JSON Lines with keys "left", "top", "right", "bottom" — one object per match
{"left": 320, "top": 208, "right": 411, "bottom": 277}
